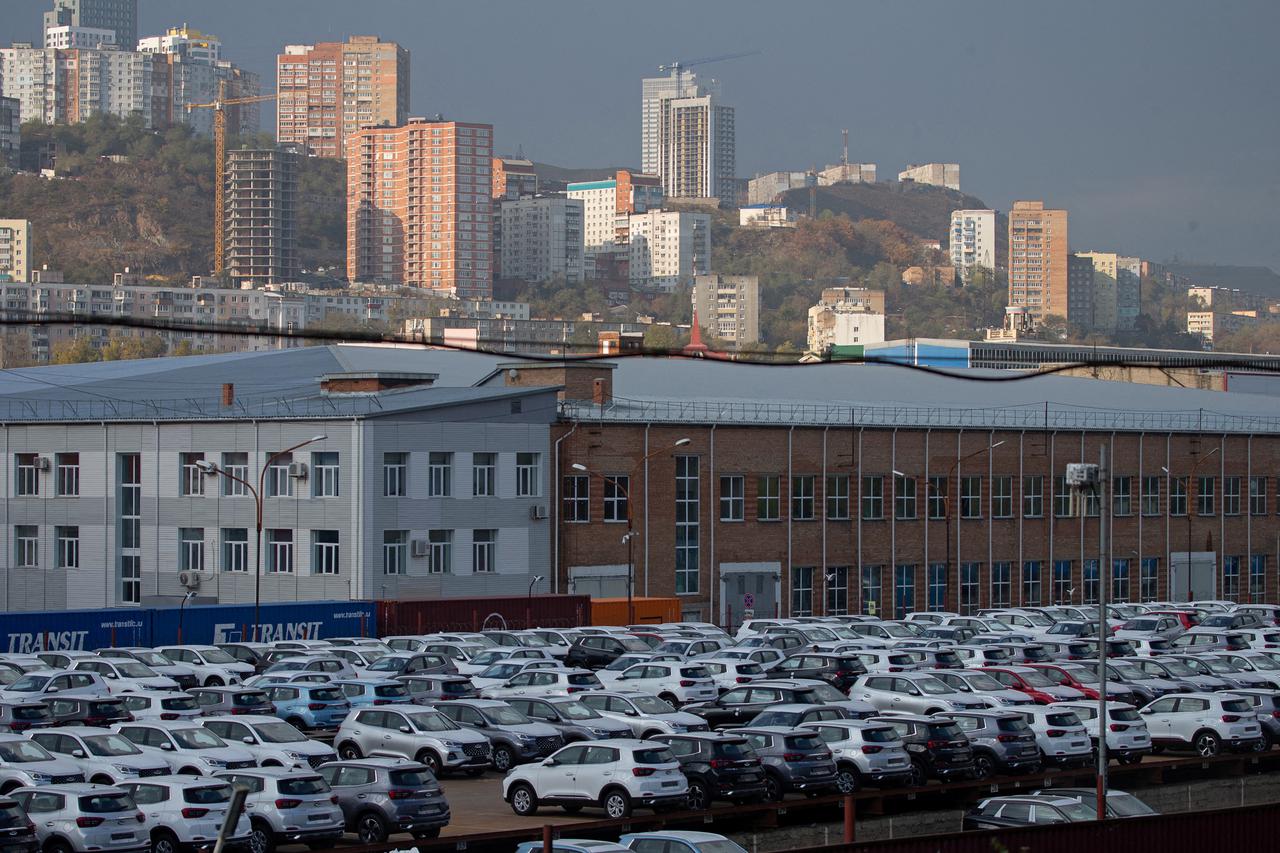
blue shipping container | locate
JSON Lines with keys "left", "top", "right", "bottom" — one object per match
{"left": 2, "top": 608, "right": 151, "bottom": 653}
{"left": 149, "top": 601, "right": 377, "bottom": 646}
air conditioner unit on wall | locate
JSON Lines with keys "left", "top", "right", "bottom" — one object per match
{"left": 178, "top": 571, "right": 201, "bottom": 589}
{"left": 34, "top": 457, "right": 51, "bottom": 471}
{"left": 529, "top": 504, "right": 548, "bottom": 520}
{"left": 411, "top": 539, "right": 428, "bottom": 557}
{"left": 287, "top": 462, "right": 308, "bottom": 479}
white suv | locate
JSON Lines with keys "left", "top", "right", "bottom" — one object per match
{"left": 1049, "top": 702, "right": 1151, "bottom": 764}
{"left": 481, "top": 669, "right": 603, "bottom": 699}
{"left": 504, "top": 740, "right": 688, "bottom": 819}
{"left": 808, "top": 720, "right": 913, "bottom": 793}
{"left": 199, "top": 716, "right": 337, "bottom": 770}
{"left": 594, "top": 663, "right": 718, "bottom": 706}
{"left": 29, "top": 727, "right": 171, "bottom": 785}
{"left": 1139, "top": 692, "right": 1264, "bottom": 755}
{"left": 851, "top": 673, "right": 988, "bottom": 715}
{"left": 11, "top": 784, "right": 147, "bottom": 853}
{"left": 120, "top": 776, "right": 252, "bottom": 853}
{"left": 113, "top": 721, "right": 257, "bottom": 776}
{"left": 1018, "top": 707, "right": 1093, "bottom": 767}
{"left": 0, "top": 733, "right": 85, "bottom": 791}
{"left": 153, "top": 647, "right": 251, "bottom": 687}
{"left": 214, "top": 767, "right": 344, "bottom": 853}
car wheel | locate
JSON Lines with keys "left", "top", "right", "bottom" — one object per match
{"left": 641, "top": 730, "right": 663, "bottom": 740}
{"left": 601, "top": 788, "right": 632, "bottom": 819}
{"left": 249, "top": 820, "right": 275, "bottom": 853}
{"left": 151, "top": 830, "right": 179, "bottom": 853}
{"left": 1251, "top": 736, "right": 1269, "bottom": 754}
{"left": 762, "top": 774, "right": 783, "bottom": 802}
{"left": 205, "top": 676, "right": 224, "bottom": 687}
{"left": 973, "top": 754, "right": 995, "bottom": 779}
{"left": 355, "top": 812, "right": 389, "bottom": 844}
{"left": 1195, "top": 732, "right": 1221, "bottom": 757}
{"left": 417, "top": 749, "right": 442, "bottom": 775}
{"left": 1118, "top": 753, "right": 1143, "bottom": 765}
{"left": 510, "top": 783, "right": 538, "bottom": 817}
{"left": 90, "top": 775, "right": 114, "bottom": 786}
{"left": 493, "top": 744, "right": 516, "bottom": 772}
{"left": 835, "top": 767, "right": 859, "bottom": 795}
{"left": 337, "top": 741, "right": 363, "bottom": 760}
{"left": 908, "top": 762, "right": 927, "bottom": 788}
{"left": 686, "top": 780, "right": 710, "bottom": 809}
{"left": 45, "top": 841, "right": 73, "bottom": 853}
{"left": 412, "top": 828, "right": 442, "bottom": 840}
{"left": 179, "top": 767, "right": 201, "bottom": 776}
{"left": 659, "top": 693, "right": 680, "bottom": 708}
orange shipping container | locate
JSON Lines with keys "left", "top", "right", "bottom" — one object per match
{"left": 591, "top": 597, "right": 679, "bottom": 626}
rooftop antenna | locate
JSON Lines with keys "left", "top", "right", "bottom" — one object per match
{"left": 842, "top": 129, "right": 849, "bottom": 166}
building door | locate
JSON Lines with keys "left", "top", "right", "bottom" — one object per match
{"left": 568, "top": 566, "right": 628, "bottom": 599}
{"left": 720, "top": 562, "right": 781, "bottom": 631}
{"left": 1169, "top": 552, "right": 1216, "bottom": 602}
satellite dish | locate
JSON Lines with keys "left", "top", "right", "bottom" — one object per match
{"left": 508, "top": 368, "right": 519, "bottom": 380}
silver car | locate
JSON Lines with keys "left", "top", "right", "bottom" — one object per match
{"left": 11, "top": 784, "right": 146, "bottom": 853}
{"left": 0, "top": 734, "right": 85, "bottom": 789}
{"left": 213, "top": 767, "right": 343, "bottom": 853}
{"left": 199, "top": 716, "right": 337, "bottom": 770}
{"left": 120, "top": 776, "right": 252, "bottom": 853}
{"left": 851, "top": 673, "right": 988, "bottom": 715}
{"left": 29, "top": 728, "right": 170, "bottom": 785}
{"left": 335, "top": 706, "right": 491, "bottom": 776}
{"left": 933, "top": 669, "right": 1035, "bottom": 708}
{"left": 316, "top": 758, "right": 450, "bottom": 843}
{"left": 577, "top": 692, "right": 710, "bottom": 738}
{"left": 808, "top": 719, "right": 913, "bottom": 793}
{"left": 112, "top": 721, "right": 257, "bottom": 776}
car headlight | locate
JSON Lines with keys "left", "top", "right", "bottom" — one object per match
{"left": 285, "top": 752, "right": 306, "bottom": 761}
{"left": 27, "top": 772, "right": 50, "bottom": 784}
{"left": 113, "top": 765, "right": 140, "bottom": 775}
{"left": 516, "top": 734, "right": 536, "bottom": 743}
{"left": 201, "top": 756, "right": 226, "bottom": 766}
{"left": 440, "top": 741, "right": 461, "bottom": 750}
{"left": 589, "top": 728, "right": 611, "bottom": 737}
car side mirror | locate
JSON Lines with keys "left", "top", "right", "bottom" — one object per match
{"left": 242, "top": 736, "right": 255, "bottom": 744}
{"left": 1140, "top": 708, "right": 1152, "bottom": 714}
{"left": 71, "top": 749, "right": 86, "bottom": 759}
{"left": 45, "top": 687, "right": 58, "bottom": 694}
{"left": 399, "top": 725, "right": 412, "bottom": 734}
{"left": 625, "top": 710, "right": 638, "bottom": 717}
{"left": 543, "top": 758, "right": 558, "bottom": 767}
{"left": 159, "top": 742, "right": 174, "bottom": 751}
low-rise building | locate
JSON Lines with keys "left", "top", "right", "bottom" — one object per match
{"left": 806, "top": 287, "right": 887, "bottom": 354}
{"left": 746, "top": 171, "right": 813, "bottom": 205}
{"left": 692, "top": 274, "right": 759, "bottom": 349}
{"left": 628, "top": 210, "right": 711, "bottom": 291}
{"left": 738, "top": 204, "right": 795, "bottom": 228}
{"left": 499, "top": 196, "right": 584, "bottom": 284}
{"left": 1187, "top": 310, "right": 1259, "bottom": 346}
{"left": 817, "top": 163, "right": 876, "bottom": 186}
{"left": 898, "top": 162, "right": 960, "bottom": 191}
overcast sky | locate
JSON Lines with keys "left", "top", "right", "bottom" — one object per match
{"left": 9, "top": 0, "right": 1279, "bottom": 268}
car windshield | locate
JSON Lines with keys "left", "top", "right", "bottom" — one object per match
{"left": 480, "top": 706, "right": 532, "bottom": 725}
{"left": 1202, "top": 615, "right": 1234, "bottom": 627}
{"left": 862, "top": 726, "right": 897, "bottom": 742}
{"left": 517, "top": 634, "right": 551, "bottom": 648}
{"left": 172, "top": 728, "right": 226, "bottom": 749}
{"left": 7, "top": 675, "right": 48, "bottom": 692}
{"left": 199, "top": 649, "right": 238, "bottom": 664}
{"left": 162, "top": 696, "right": 199, "bottom": 711}
{"left": 1124, "top": 619, "right": 1159, "bottom": 631}
{"left": 1159, "top": 661, "right": 1196, "bottom": 677}
{"left": 116, "top": 662, "right": 156, "bottom": 678}
{"left": 409, "top": 712, "right": 459, "bottom": 732}
{"left": 277, "top": 776, "right": 327, "bottom": 795}
{"left": 712, "top": 740, "right": 754, "bottom": 759}
{"left": 129, "top": 652, "right": 173, "bottom": 667}
{"left": 964, "top": 673, "right": 1005, "bottom": 691}
{"left": 631, "top": 696, "right": 677, "bottom": 714}
{"left": 79, "top": 792, "right": 134, "bottom": 813}
{"left": 997, "top": 717, "right": 1032, "bottom": 733}
{"left": 916, "top": 677, "right": 952, "bottom": 695}
{"left": 184, "top": 786, "right": 231, "bottom": 805}
{"left": 1111, "top": 708, "right": 1142, "bottom": 722}
{"left": 805, "top": 683, "right": 849, "bottom": 702}
{"left": 1221, "top": 698, "right": 1253, "bottom": 713}
{"left": 1021, "top": 614, "right": 1053, "bottom": 627}
{"left": 926, "top": 722, "right": 963, "bottom": 740}
{"left": 389, "top": 768, "right": 434, "bottom": 787}
{"left": 1200, "top": 658, "right": 1236, "bottom": 674}
{"left": 309, "top": 688, "right": 345, "bottom": 702}
{"left": 1062, "top": 667, "right": 1099, "bottom": 685}
{"left": 632, "top": 747, "right": 676, "bottom": 765}
{"left": 0, "top": 740, "right": 53, "bottom": 762}
{"left": 619, "top": 637, "right": 652, "bottom": 652}
{"left": 1240, "top": 655, "right": 1280, "bottom": 671}
{"left": 1045, "top": 713, "right": 1080, "bottom": 727}
{"left": 553, "top": 701, "right": 599, "bottom": 720}
{"left": 368, "top": 657, "right": 407, "bottom": 672}
{"left": 233, "top": 692, "right": 270, "bottom": 707}
{"left": 254, "top": 722, "right": 308, "bottom": 744}
{"left": 374, "top": 684, "right": 409, "bottom": 699}
{"left": 0, "top": 803, "right": 25, "bottom": 828}
{"left": 479, "top": 664, "right": 521, "bottom": 679}
{"left": 11, "top": 705, "right": 48, "bottom": 721}
{"left": 1018, "top": 670, "right": 1056, "bottom": 687}
{"left": 1108, "top": 793, "right": 1156, "bottom": 816}
{"left": 84, "top": 734, "right": 142, "bottom": 757}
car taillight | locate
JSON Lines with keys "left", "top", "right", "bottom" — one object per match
{"left": 274, "top": 799, "right": 301, "bottom": 809}
{"left": 181, "top": 808, "right": 208, "bottom": 819}
{"left": 679, "top": 680, "right": 695, "bottom": 687}
{"left": 230, "top": 708, "right": 247, "bottom": 715}
{"left": 708, "top": 758, "right": 730, "bottom": 769}
{"left": 1109, "top": 724, "right": 1129, "bottom": 732}
{"left": 888, "top": 667, "right": 903, "bottom": 672}
{"left": 387, "top": 790, "right": 414, "bottom": 800}
{"left": 1271, "top": 710, "right": 1280, "bottom": 719}
{"left": 1222, "top": 715, "right": 1241, "bottom": 723}
{"left": 330, "top": 795, "right": 339, "bottom": 805}
{"left": 1047, "top": 729, "right": 1065, "bottom": 737}
{"left": 735, "top": 677, "right": 750, "bottom": 683}
{"left": 782, "top": 752, "right": 806, "bottom": 761}
{"left": 632, "top": 767, "right": 656, "bottom": 777}
{"left": 135, "top": 813, "right": 145, "bottom": 823}
{"left": 925, "top": 740, "right": 945, "bottom": 749}
{"left": 566, "top": 687, "right": 584, "bottom": 693}
{"left": 996, "top": 734, "right": 1019, "bottom": 743}
{"left": 373, "top": 699, "right": 391, "bottom": 705}
{"left": 308, "top": 703, "right": 326, "bottom": 711}
{"left": 861, "top": 745, "right": 883, "bottom": 754}
{"left": 161, "top": 713, "right": 179, "bottom": 720}
{"left": 8, "top": 722, "right": 29, "bottom": 732}
{"left": 76, "top": 817, "right": 104, "bottom": 828}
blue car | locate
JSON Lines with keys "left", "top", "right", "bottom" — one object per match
{"left": 330, "top": 678, "right": 412, "bottom": 709}
{"left": 260, "top": 683, "right": 352, "bottom": 730}
{"left": 620, "top": 832, "right": 748, "bottom": 853}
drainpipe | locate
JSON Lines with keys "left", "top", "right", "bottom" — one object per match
{"left": 709, "top": 424, "right": 716, "bottom": 625}
{"left": 552, "top": 421, "right": 579, "bottom": 597}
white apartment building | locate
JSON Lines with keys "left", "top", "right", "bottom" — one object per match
{"left": 0, "top": 220, "right": 31, "bottom": 284}
{"left": 949, "top": 209, "right": 997, "bottom": 282}
{"left": 566, "top": 172, "right": 664, "bottom": 279}
{"left": 43, "top": 25, "right": 116, "bottom": 50}
{"left": 692, "top": 274, "right": 759, "bottom": 348}
{"left": 628, "top": 211, "right": 711, "bottom": 291}
{"left": 499, "top": 197, "right": 584, "bottom": 284}
{"left": 136, "top": 26, "right": 221, "bottom": 62}
{"left": 739, "top": 205, "right": 795, "bottom": 228}
{"left": 899, "top": 162, "right": 960, "bottom": 191}
{"left": 807, "top": 287, "right": 887, "bottom": 354}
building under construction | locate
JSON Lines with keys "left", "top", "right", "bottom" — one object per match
{"left": 224, "top": 146, "right": 299, "bottom": 286}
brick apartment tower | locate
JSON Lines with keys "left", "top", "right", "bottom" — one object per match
{"left": 276, "top": 36, "right": 409, "bottom": 158}
{"left": 1007, "top": 200, "right": 1069, "bottom": 321}
{"left": 346, "top": 118, "right": 494, "bottom": 298}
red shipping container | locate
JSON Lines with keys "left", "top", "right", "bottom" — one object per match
{"left": 376, "top": 595, "right": 589, "bottom": 635}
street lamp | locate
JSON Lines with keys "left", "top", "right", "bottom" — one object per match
{"left": 178, "top": 590, "right": 197, "bottom": 643}
{"left": 571, "top": 437, "right": 691, "bottom": 626}
{"left": 195, "top": 434, "right": 327, "bottom": 641}
{"left": 527, "top": 575, "right": 545, "bottom": 629}
{"left": 1167, "top": 447, "right": 1221, "bottom": 602}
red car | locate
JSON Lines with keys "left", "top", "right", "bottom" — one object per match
{"left": 1025, "top": 662, "right": 1102, "bottom": 699}
{"left": 977, "top": 665, "right": 1082, "bottom": 704}
{"left": 1149, "top": 610, "right": 1201, "bottom": 630}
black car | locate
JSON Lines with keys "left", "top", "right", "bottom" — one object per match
{"left": 0, "top": 798, "right": 38, "bottom": 853}
{"left": 871, "top": 714, "right": 976, "bottom": 786}
{"left": 563, "top": 635, "right": 652, "bottom": 669}
{"left": 769, "top": 653, "right": 867, "bottom": 691}
{"left": 215, "top": 643, "right": 272, "bottom": 674}
{"left": 963, "top": 794, "right": 1093, "bottom": 830}
{"left": 1076, "top": 638, "right": 1138, "bottom": 658}
{"left": 683, "top": 681, "right": 839, "bottom": 729}
{"left": 46, "top": 696, "right": 132, "bottom": 727}
{"left": 654, "top": 732, "right": 768, "bottom": 808}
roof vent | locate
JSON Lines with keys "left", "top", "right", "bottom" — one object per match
{"left": 319, "top": 371, "right": 439, "bottom": 395}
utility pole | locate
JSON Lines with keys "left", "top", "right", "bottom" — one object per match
{"left": 1067, "top": 454, "right": 1108, "bottom": 820}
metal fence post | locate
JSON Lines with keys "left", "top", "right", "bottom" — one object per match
{"left": 844, "top": 794, "right": 856, "bottom": 843}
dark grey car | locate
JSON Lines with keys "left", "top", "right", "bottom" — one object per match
{"left": 317, "top": 758, "right": 450, "bottom": 843}
{"left": 729, "top": 726, "right": 838, "bottom": 801}
{"left": 948, "top": 710, "right": 1042, "bottom": 777}
{"left": 433, "top": 700, "right": 563, "bottom": 772}
{"left": 505, "top": 697, "right": 634, "bottom": 742}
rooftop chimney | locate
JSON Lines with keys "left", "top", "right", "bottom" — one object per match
{"left": 221, "top": 383, "right": 234, "bottom": 407}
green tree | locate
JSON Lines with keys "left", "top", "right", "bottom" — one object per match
{"left": 643, "top": 324, "right": 680, "bottom": 351}
{"left": 51, "top": 337, "right": 101, "bottom": 364}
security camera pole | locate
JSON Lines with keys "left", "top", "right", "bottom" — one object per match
{"left": 1067, "top": 452, "right": 1107, "bottom": 821}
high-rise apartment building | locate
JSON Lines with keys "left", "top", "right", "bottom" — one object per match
{"left": 347, "top": 118, "right": 494, "bottom": 298}
{"left": 628, "top": 210, "right": 710, "bottom": 291}
{"left": 1067, "top": 254, "right": 1094, "bottom": 329}
{"left": 43, "top": 25, "right": 116, "bottom": 50}
{"left": 277, "top": 37, "right": 409, "bottom": 159}
{"left": 0, "top": 220, "right": 32, "bottom": 283}
{"left": 1007, "top": 200, "right": 1068, "bottom": 321}
{"left": 692, "top": 274, "right": 760, "bottom": 349}
{"left": 43, "top": 0, "right": 137, "bottom": 53}
{"left": 491, "top": 157, "right": 537, "bottom": 200}
{"left": 899, "top": 162, "right": 960, "bottom": 191}
{"left": 567, "top": 170, "right": 663, "bottom": 279}
{"left": 641, "top": 70, "right": 735, "bottom": 204}
{"left": 1074, "top": 251, "right": 1142, "bottom": 333}
{"left": 0, "top": 97, "right": 18, "bottom": 170}
{"left": 137, "top": 25, "right": 221, "bottom": 62}
{"left": 949, "top": 209, "right": 997, "bottom": 282}
{"left": 499, "top": 197, "right": 584, "bottom": 284}
{"left": 138, "top": 27, "right": 260, "bottom": 135}
{"left": 225, "top": 148, "right": 299, "bottom": 287}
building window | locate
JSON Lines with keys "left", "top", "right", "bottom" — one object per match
{"left": 1250, "top": 476, "right": 1268, "bottom": 516}
{"left": 1223, "top": 556, "right": 1241, "bottom": 603}
{"left": 1022, "top": 561, "right": 1042, "bottom": 606}
{"left": 792, "top": 566, "right": 814, "bottom": 617}
{"left": 1113, "top": 476, "right": 1132, "bottom": 516}
{"left": 1141, "top": 475, "right": 1161, "bottom": 516}
{"left": 1083, "top": 559, "right": 1099, "bottom": 605}
{"left": 119, "top": 453, "right": 142, "bottom": 603}
{"left": 15, "top": 453, "right": 39, "bottom": 497}
{"left": 1053, "top": 475, "right": 1071, "bottom": 518}
{"left": 861, "top": 565, "right": 883, "bottom": 616}
{"left": 1112, "top": 558, "right": 1130, "bottom": 602}
{"left": 383, "top": 453, "right": 407, "bottom": 497}
{"left": 312, "top": 530, "right": 340, "bottom": 575}
{"left": 1140, "top": 557, "right": 1159, "bottom": 602}
{"left": 179, "top": 528, "right": 203, "bottom": 573}
{"left": 472, "top": 453, "right": 496, "bottom": 497}
{"left": 180, "top": 453, "right": 205, "bottom": 497}
{"left": 719, "top": 475, "right": 744, "bottom": 522}
{"left": 221, "top": 452, "right": 248, "bottom": 497}
{"left": 826, "top": 475, "right": 850, "bottom": 521}
{"left": 428, "top": 530, "right": 453, "bottom": 574}
{"left": 791, "top": 475, "right": 815, "bottom": 521}
{"left": 675, "top": 456, "right": 699, "bottom": 594}
{"left": 826, "top": 566, "right": 849, "bottom": 615}
{"left": 1196, "top": 476, "right": 1215, "bottom": 516}
{"left": 960, "top": 476, "right": 982, "bottom": 519}
{"left": 1023, "top": 475, "right": 1043, "bottom": 518}
{"left": 927, "top": 476, "right": 946, "bottom": 520}
{"left": 1169, "top": 477, "right": 1187, "bottom": 517}
{"left": 1223, "top": 476, "right": 1241, "bottom": 516}
{"left": 757, "top": 475, "right": 780, "bottom": 521}
{"left": 1053, "top": 560, "right": 1072, "bottom": 604}
{"left": 991, "top": 476, "right": 1012, "bottom": 519}
{"left": 959, "top": 562, "right": 980, "bottom": 615}
{"left": 15, "top": 525, "right": 37, "bottom": 568}
{"left": 1250, "top": 555, "right": 1266, "bottom": 603}
{"left": 266, "top": 530, "right": 293, "bottom": 573}
{"left": 516, "top": 452, "right": 541, "bottom": 497}
{"left": 927, "top": 562, "right": 946, "bottom": 611}
{"left": 991, "top": 561, "right": 1011, "bottom": 608}
{"left": 55, "top": 526, "right": 79, "bottom": 569}
{"left": 428, "top": 452, "right": 452, "bottom": 498}
{"left": 861, "top": 475, "right": 884, "bottom": 520}
{"left": 604, "top": 476, "right": 629, "bottom": 523}
{"left": 266, "top": 452, "right": 293, "bottom": 497}
{"left": 312, "top": 452, "right": 339, "bottom": 497}
{"left": 563, "top": 475, "right": 589, "bottom": 522}
{"left": 55, "top": 453, "right": 79, "bottom": 497}
{"left": 1083, "top": 486, "right": 1100, "bottom": 517}
{"left": 473, "top": 529, "right": 497, "bottom": 573}
{"left": 894, "top": 475, "right": 917, "bottom": 521}
{"left": 894, "top": 565, "right": 915, "bottom": 619}
{"left": 222, "top": 529, "right": 248, "bottom": 573}
{"left": 121, "top": 555, "right": 140, "bottom": 605}
{"left": 382, "top": 530, "right": 407, "bottom": 575}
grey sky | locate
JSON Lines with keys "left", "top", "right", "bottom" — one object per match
{"left": 8, "top": 0, "right": 1279, "bottom": 268}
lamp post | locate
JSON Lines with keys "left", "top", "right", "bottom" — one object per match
{"left": 1165, "top": 445, "right": 1220, "bottom": 603}
{"left": 178, "top": 590, "right": 196, "bottom": 643}
{"left": 527, "top": 575, "right": 545, "bottom": 629}
{"left": 572, "top": 437, "right": 690, "bottom": 626}
{"left": 195, "top": 434, "right": 326, "bottom": 641}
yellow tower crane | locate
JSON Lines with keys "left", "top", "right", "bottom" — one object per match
{"left": 186, "top": 81, "right": 278, "bottom": 274}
